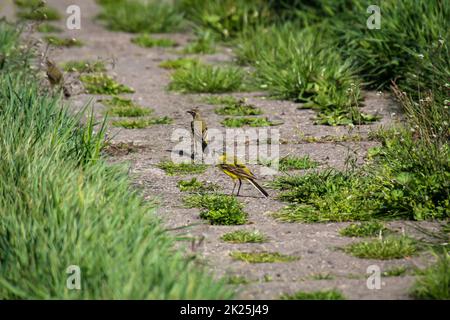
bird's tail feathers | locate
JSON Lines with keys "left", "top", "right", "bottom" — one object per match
{"left": 248, "top": 179, "right": 269, "bottom": 198}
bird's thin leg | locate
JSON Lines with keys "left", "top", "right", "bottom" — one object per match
{"left": 231, "top": 180, "right": 237, "bottom": 195}
{"left": 236, "top": 179, "right": 242, "bottom": 197}
{"left": 191, "top": 138, "right": 196, "bottom": 161}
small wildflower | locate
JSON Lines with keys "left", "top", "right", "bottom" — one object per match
{"left": 417, "top": 54, "right": 424, "bottom": 59}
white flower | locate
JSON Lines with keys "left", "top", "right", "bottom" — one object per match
{"left": 417, "top": 54, "right": 424, "bottom": 59}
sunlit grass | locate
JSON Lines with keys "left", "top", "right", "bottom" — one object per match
{"left": 169, "top": 64, "right": 243, "bottom": 93}
{"left": 221, "top": 230, "right": 267, "bottom": 243}
{"left": 80, "top": 73, "right": 134, "bottom": 95}
{"left": 230, "top": 251, "right": 298, "bottom": 263}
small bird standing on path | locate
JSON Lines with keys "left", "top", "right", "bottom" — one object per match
{"left": 45, "top": 58, "right": 70, "bottom": 98}
{"left": 187, "top": 108, "right": 208, "bottom": 155}
{"left": 217, "top": 153, "right": 269, "bottom": 198}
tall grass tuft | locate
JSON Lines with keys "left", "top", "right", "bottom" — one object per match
{"left": 0, "top": 21, "right": 231, "bottom": 299}
{"left": 332, "top": 0, "right": 449, "bottom": 92}
{"left": 97, "top": 0, "right": 184, "bottom": 33}
{"left": 179, "top": 0, "right": 272, "bottom": 40}
{"left": 169, "top": 63, "right": 244, "bottom": 93}
{"left": 235, "top": 24, "right": 365, "bottom": 123}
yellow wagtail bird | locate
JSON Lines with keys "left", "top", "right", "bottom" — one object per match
{"left": 187, "top": 108, "right": 208, "bottom": 153}
{"left": 217, "top": 154, "right": 269, "bottom": 198}
{"left": 45, "top": 58, "right": 70, "bottom": 98}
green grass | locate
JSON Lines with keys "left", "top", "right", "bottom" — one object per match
{"left": 183, "top": 31, "right": 216, "bottom": 54}
{"left": 13, "top": 0, "right": 42, "bottom": 7}
{"left": 205, "top": 96, "right": 262, "bottom": 116}
{"left": 277, "top": 155, "right": 318, "bottom": 171}
{"left": 101, "top": 96, "right": 152, "bottom": 117}
{"left": 226, "top": 275, "right": 249, "bottom": 285}
{"left": 44, "top": 36, "right": 83, "bottom": 47}
{"left": 80, "top": 73, "right": 134, "bottom": 95}
{"left": 36, "top": 23, "right": 62, "bottom": 33}
{"left": 221, "top": 117, "right": 276, "bottom": 128}
{"left": 0, "top": 21, "right": 232, "bottom": 299}
{"left": 273, "top": 204, "right": 368, "bottom": 224}
{"left": 271, "top": 126, "right": 449, "bottom": 221}
{"left": 173, "top": 0, "right": 450, "bottom": 239}
{"left": 411, "top": 251, "right": 450, "bottom": 299}
{"left": 221, "top": 230, "right": 267, "bottom": 243}
{"left": 159, "top": 58, "right": 199, "bottom": 70}
{"left": 158, "top": 161, "right": 208, "bottom": 176}
{"left": 236, "top": 24, "right": 361, "bottom": 111}
{"left": 179, "top": 0, "right": 272, "bottom": 40}
{"left": 131, "top": 34, "right": 177, "bottom": 48}
{"left": 314, "top": 109, "right": 380, "bottom": 126}
{"left": 281, "top": 289, "right": 345, "bottom": 300}
{"left": 17, "top": 4, "right": 61, "bottom": 21}
{"left": 202, "top": 95, "right": 238, "bottom": 106}
{"left": 230, "top": 251, "right": 298, "bottom": 263}
{"left": 345, "top": 236, "right": 419, "bottom": 260}
{"left": 97, "top": 0, "right": 183, "bottom": 33}
{"left": 177, "top": 178, "right": 220, "bottom": 193}
{"left": 339, "top": 221, "right": 388, "bottom": 238}
{"left": 299, "top": 134, "right": 364, "bottom": 143}
{"left": 183, "top": 193, "right": 247, "bottom": 225}
{"left": 270, "top": 169, "right": 373, "bottom": 223}
{"left": 259, "top": 155, "right": 319, "bottom": 171}
{"left": 263, "top": 1, "right": 449, "bottom": 222}
{"left": 169, "top": 64, "right": 244, "bottom": 93}
{"left": 311, "top": 273, "right": 334, "bottom": 280}
{"left": 218, "top": 1, "right": 448, "bottom": 222}
{"left": 263, "top": 274, "right": 272, "bottom": 282}
{"left": 112, "top": 117, "right": 172, "bottom": 128}
{"left": 0, "top": 20, "right": 27, "bottom": 73}
{"left": 62, "top": 60, "right": 106, "bottom": 73}
{"left": 382, "top": 266, "right": 408, "bottom": 277}
{"left": 331, "top": 0, "right": 449, "bottom": 93}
